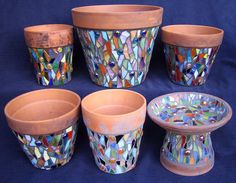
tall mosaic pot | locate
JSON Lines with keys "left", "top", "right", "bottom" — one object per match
{"left": 147, "top": 92, "right": 232, "bottom": 176}
{"left": 4, "top": 89, "right": 81, "bottom": 170}
{"left": 24, "top": 24, "right": 74, "bottom": 86}
{"left": 81, "top": 89, "right": 146, "bottom": 174}
{"left": 72, "top": 5, "right": 163, "bottom": 88}
{"left": 162, "top": 25, "right": 224, "bottom": 86}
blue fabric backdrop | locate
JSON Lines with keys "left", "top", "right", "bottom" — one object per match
{"left": 0, "top": 0, "right": 235, "bottom": 182}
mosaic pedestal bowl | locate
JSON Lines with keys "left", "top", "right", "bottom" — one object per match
{"left": 4, "top": 89, "right": 81, "bottom": 170}
{"left": 147, "top": 92, "right": 232, "bottom": 176}
{"left": 72, "top": 5, "right": 163, "bottom": 88}
{"left": 82, "top": 89, "right": 146, "bottom": 174}
{"left": 24, "top": 24, "right": 74, "bottom": 86}
{"left": 162, "top": 25, "right": 224, "bottom": 86}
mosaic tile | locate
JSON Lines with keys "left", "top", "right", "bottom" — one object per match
{"left": 28, "top": 45, "right": 73, "bottom": 86}
{"left": 161, "top": 132, "right": 214, "bottom": 165}
{"left": 151, "top": 93, "right": 228, "bottom": 126}
{"left": 77, "top": 27, "right": 159, "bottom": 88}
{"left": 164, "top": 44, "right": 219, "bottom": 86}
{"left": 13, "top": 124, "right": 77, "bottom": 170}
{"left": 87, "top": 126, "right": 143, "bottom": 174}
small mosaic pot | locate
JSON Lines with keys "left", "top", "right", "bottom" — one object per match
{"left": 81, "top": 89, "right": 146, "bottom": 174}
{"left": 162, "top": 25, "right": 224, "bottom": 86}
{"left": 24, "top": 24, "right": 74, "bottom": 86}
{"left": 4, "top": 89, "right": 81, "bottom": 170}
{"left": 72, "top": 5, "right": 163, "bottom": 88}
{"left": 147, "top": 92, "right": 232, "bottom": 176}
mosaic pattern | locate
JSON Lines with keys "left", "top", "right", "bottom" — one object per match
{"left": 87, "top": 126, "right": 143, "bottom": 174}
{"left": 28, "top": 45, "right": 73, "bottom": 86}
{"left": 77, "top": 27, "right": 159, "bottom": 88}
{"left": 13, "top": 124, "right": 77, "bottom": 170}
{"left": 161, "top": 132, "right": 214, "bottom": 165}
{"left": 164, "top": 44, "right": 219, "bottom": 86}
{"left": 151, "top": 93, "right": 228, "bottom": 126}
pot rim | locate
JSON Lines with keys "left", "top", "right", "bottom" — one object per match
{"left": 24, "top": 24, "right": 73, "bottom": 48}
{"left": 147, "top": 92, "right": 232, "bottom": 135}
{"left": 81, "top": 89, "right": 146, "bottom": 135}
{"left": 72, "top": 4, "right": 163, "bottom": 30}
{"left": 4, "top": 89, "right": 81, "bottom": 135}
{"left": 161, "top": 24, "right": 224, "bottom": 48}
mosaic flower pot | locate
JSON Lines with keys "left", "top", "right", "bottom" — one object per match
{"left": 147, "top": 92, "right": 232, "bottom": 176}
{"left": 162, "top": 25, "right": 224, "bottom": 86}
{"left": 24, "top": 24, "right": 74, "bottom": 86}
{"left": 4, "top": 89, "right": 81, "bottom": 170}
{"left": 72, "top": 5, "right": 163, "bottom": 88}
{"left": 81, "top": 89, "right": 146, "bottom": 174}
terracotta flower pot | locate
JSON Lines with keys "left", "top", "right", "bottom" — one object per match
{"left": 147, "top": 92, "right": 232, "bottom": 176}
{"left": 72, "top": 5, "right": 163, "bottom": 88}
{"left": 24, "top": 24, "right": 74, "bottom": 86}
{"left": 4, "top": 89, "right": 81, "bottom": 170}
{"left": 162, "top": 25, "right": 224, "bottom": 86}
{"left": 81, "top": 89, "right": 146, "bottom": 174}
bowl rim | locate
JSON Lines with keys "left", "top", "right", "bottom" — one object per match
{"left": 4, "top": 89, "right": 81, "bottom": 135}
{"left": 24, "top": 24, "right": 73, "bottom": 48}
{"left": 161, "top": 24, "right": 224, "bottom": 48}
{"left": 147, "top": 92, "right": 232, "bottom": 134}
{"left": 72, "top": 4, "right": 163, "bottom": 30}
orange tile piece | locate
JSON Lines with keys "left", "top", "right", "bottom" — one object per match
{"left": 106, "top": 41, "right": 111, "bottom": 55}
{"left": 99, "top": 64, "right": 106, "bottom": 75}
{"left": 199, "top": 53, "right": 204, "bottom": 59}
{"left": 113, "top": 36, "right": 119, "bottom": 49}
{"left": 177, "top": 54, "right": 184, "bottom": 62}
{"left": 125, "top": 80, "right": 131, "bottom": 87}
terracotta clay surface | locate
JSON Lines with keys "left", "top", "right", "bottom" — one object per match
{"left": 147, "top": 92, "right": 232, "bottom": 135}
{"left": 81, "top": 89, "right": 146, "bottom": 135}
{"left": 162, "top": 25, "right": 224, "bottom": 48}
{"left": 4, "top": 89, "right": 81, "bottom": 135}
{"left": 72, "top": 5, "right": 163, "bottom": 30}
{"left": 24, "top": 24, "right": 73, "bottom": 48}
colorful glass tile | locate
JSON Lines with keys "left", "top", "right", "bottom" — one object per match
{"left": 77, "top": 27, "right": 159, "bottom": 88}
{"left": 151, "top": 93, "right": 228, "bottom": 126}
{"left": 13, "top": 124, "right": 78, "bottom": 170}
{"left": 164, "top": 44, "right": 219, "bottom": 86}
{"left": 28, "top": 45, "right": 73, "bottom": 86}
{"left": 161, "top": 132, "right": 214, "bottom": 165}
{"left": 87, "top": 126, "right": 143, "bottom": 174}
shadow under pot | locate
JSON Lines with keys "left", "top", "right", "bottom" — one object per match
{"left": 4, "top": 89, "right": 81, "bottom": 170}
{"left": 162, "top": 25, "right": 224, "bottom": 86}
{"left": 81, "top": 89, "right": 146, "bottom": 174}
{"left": 72, "top": 5, "right": 163, "bottom": 88}
{"left": 24, "top": 24, "right": 74, "bottom": 86}
{"left": 147, "top": 92, "right": 232, "bottom": 176}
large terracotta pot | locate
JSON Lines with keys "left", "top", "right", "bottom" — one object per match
{"left": 162, "top": 25, "right": 224, "bottom": 86}
{"left": 72, "top": 5, "right": 163, "bottom": 88}
{"left": 81, "top": 89, "right": 146, "bottom": 174}
{"left": 24, "top": 24, "right": 74, "bottom": 86}
{"left": 4, "top": 89, "right": 81, "bottom": 170}
{"left": 147, "top": 92, "right": 232, "bottom": 176}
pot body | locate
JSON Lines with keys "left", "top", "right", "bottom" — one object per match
{"left": 13, "top": 123, "right": 78, "bottom": 170}
{"left": 164, "top": 44, "right": 219, "bottom": 86}
{"left": 86, "top": 126, "right": 143, "bottom": 174}
{"left": 28, "top": 45, "right": 73, "bottom": 86}
{"left": 77, "top": 27, "right": 159, "bottom": 88}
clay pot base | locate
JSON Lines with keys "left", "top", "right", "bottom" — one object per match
{"left": 147, "top": 92, "right": 232, "bottom": 176}
{"left": 160, "top": 154, "right": 214, "bottom": 176}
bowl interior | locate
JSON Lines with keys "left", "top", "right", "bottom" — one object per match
{"left": 162, "top": 25, "right": 222, "bottom": 36}
{"left": 6, "top": 89, "right": 80, "bottom": 122}
{"left": 82, "top": 90, "right": 145, "bottom": 116}
{"left": 149, "top": 93, "right": 229, "bottom": 127}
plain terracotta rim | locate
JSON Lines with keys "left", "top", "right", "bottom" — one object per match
{"left": 147, "top": 92, "right": 232, "bottom": 134}
{"left": 4, "top": 89, "right": 81, "bottom": 135}
{"left": 81, "top": 89, "right": 146, "bottom": 135}
{"left": 72, "top": 4, "right": 163, "bottom": 30}
{"left": 162, "top": 25, "right": 224, "bottom": 48}
{"left": 24, "top": 24, "right": 73, "bottom": 48}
